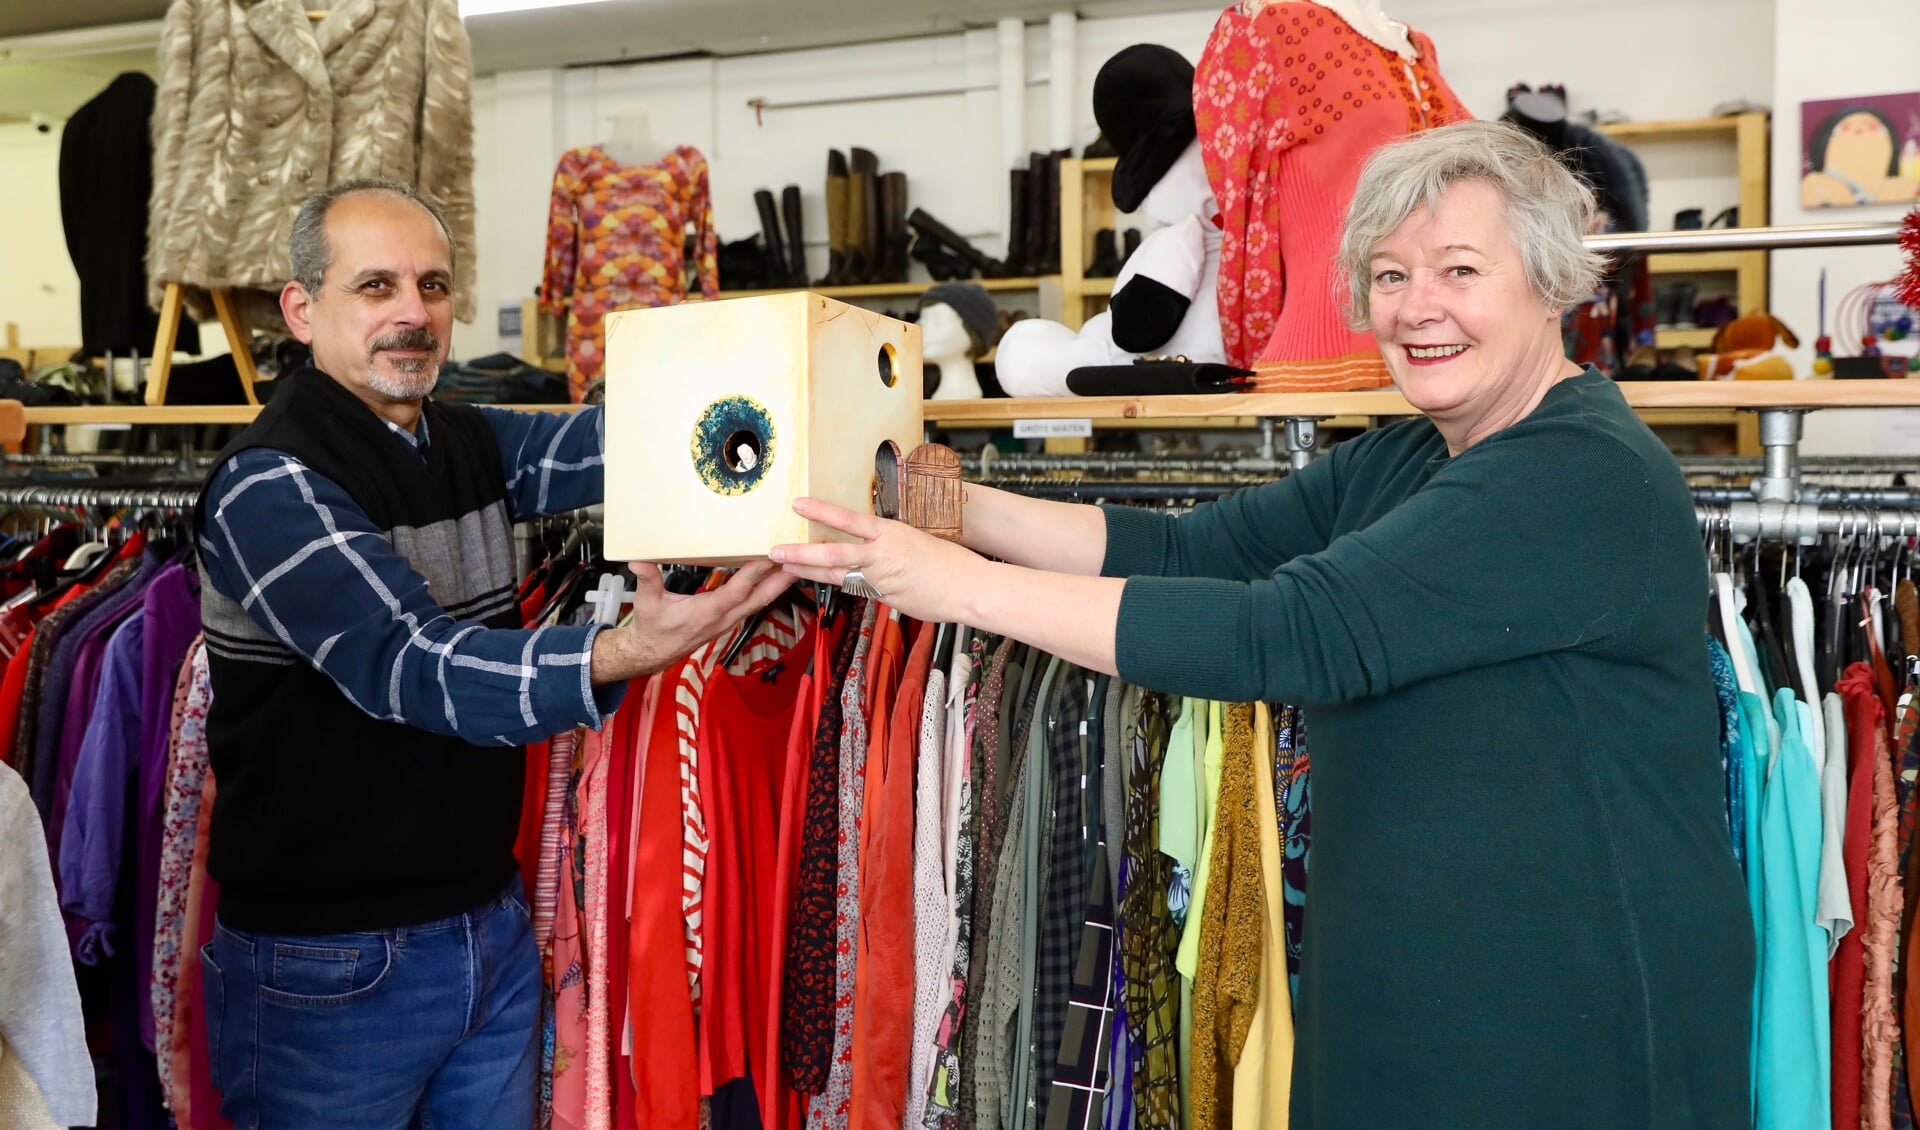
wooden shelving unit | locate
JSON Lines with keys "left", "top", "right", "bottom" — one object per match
{"left": 1059, "top": 156, "right": 1120, "bottom": 331}
{"left": 925, "top": 380, "right": 1920, "bottom": 424}
{"left": 717, "top": 277, "right": 1055, "bottom": 301}
{"left": 17, "top": 402, "right": 589, "bottom": 427}
{"left": 1599, "top": 112, "right": 1770, "bottom": 327}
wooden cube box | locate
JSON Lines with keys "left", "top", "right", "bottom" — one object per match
{"left": 602, "top": 292, "right": 925, "bottom": 565}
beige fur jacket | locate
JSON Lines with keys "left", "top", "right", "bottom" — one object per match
{"left": 147, "top": 0, "right": 478, "bottom": 328}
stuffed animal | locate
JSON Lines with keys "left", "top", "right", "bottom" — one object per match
{"left": 1697, "top": 313, "right": 1799, "bottom": 380}
{"left": 996, "top": 45, "right": 1225, "bottom": 398}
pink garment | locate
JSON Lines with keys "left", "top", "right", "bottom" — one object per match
{"left": 174, "top": 767, "right": 228, "bottom": 1130}
{"left": 581, "top": 727, "right": 613, "bottom": 1130}
{"left": 551, "top": 729, "right": 588, "bottom": 1130}
{"left": 808, "top": 602, "right": 877, "bottom": 1128}
{"left": 1864, "top": 716, "right": 1903, "bottom": 1130}
{"left": 536, "top": 729, "right": 573, "bottom": 946}
{"left": 152, "top": 639, "right": 208, "bottom": 1111}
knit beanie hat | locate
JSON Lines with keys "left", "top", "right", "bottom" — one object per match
{"left": 920, "top": 283, "right": 999, "bottom": 355}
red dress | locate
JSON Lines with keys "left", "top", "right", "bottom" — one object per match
{"left": 1196, "top": 2, "right": 1468, "bottom": 389}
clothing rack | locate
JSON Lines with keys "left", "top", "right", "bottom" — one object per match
{"left": 0, "top": 483, "right": 201, "bottom": 510}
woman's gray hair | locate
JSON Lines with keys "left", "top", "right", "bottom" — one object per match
{"left": 288, "top": 178, "right": 455, "bottom": 298}
{"left": 1338, "top": 120, "right": 1608, "bottom": 327}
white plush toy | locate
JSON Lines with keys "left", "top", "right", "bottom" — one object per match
{"left": 996, "top": 45, "right": 1224, "bottom": 398}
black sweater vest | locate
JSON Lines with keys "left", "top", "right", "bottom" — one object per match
{"left": 193, "top": 367, "right": 524, "bottom": 933}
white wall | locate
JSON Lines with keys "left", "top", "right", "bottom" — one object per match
{"left": 1771, "top": 0, "right": 1920, "bottom": 455}
{"left": 0, "top": 124, "right": 80, "bottom": 349}
{"left": 463, "top": 0, "right": 1775, "bottom": 357}
{"left": 0, "top": 0, "right": 1777, "bottom": 361}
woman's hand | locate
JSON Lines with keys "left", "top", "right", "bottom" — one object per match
{"left": 769, "top": 497, "right": 992, "bottom": 624}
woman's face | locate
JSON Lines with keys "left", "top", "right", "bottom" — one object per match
{"left": 1366, "top": 180, "right": 1569, "bottom": 432}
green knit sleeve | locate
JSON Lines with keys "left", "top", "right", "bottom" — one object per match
{"left": 1112, "top": 420, "right": 1660, "bottom": 704}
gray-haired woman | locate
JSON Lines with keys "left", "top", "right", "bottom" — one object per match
{"left": 773, "top": 119, "right": 1750, "bottom": 1127}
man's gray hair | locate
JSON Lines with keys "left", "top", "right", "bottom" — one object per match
{"left": 288, "top": 178, "right": 456, "bottom": 297}
{"left": 1337, "top": 120, "right": 1609, "bottom": 327}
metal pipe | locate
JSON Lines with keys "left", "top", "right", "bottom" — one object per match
{"left": 1586, "top": 221, "right": 1901, "bottom": 254}
{"left": 1698, "top": 499, "right": 1920, "bottom": 543}
{"left": 1285, "top": 418, "right": 1318, "bottom": 472}
{"left": 1752, "top": 409, "right": 1803, "bottom": 503}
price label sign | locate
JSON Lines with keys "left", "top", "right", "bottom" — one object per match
{"left": 1012, "top": 418, "right": 1094, "bottom": 438}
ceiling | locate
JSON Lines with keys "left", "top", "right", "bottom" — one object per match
{"left": 0, "top": 0, "right": 1195, "bottom": 124}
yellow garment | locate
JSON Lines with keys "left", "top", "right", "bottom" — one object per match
{"left": 1233, "top": 703, "right": 1294, "bottom": 1128}
{"left": 1190, "top": 703, "right": 1266, "bottom": 1130}
{"left": 1178, "top": 702, "right": 1226, "bottom": 977}
{"left": 0, "top": 1038, "right": 60, "bottom": 1130}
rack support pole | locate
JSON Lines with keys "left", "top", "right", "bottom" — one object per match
{"left": 1752, "top": 409, "right": 1804, "bottom": 503}
{"left": 1283, "top": 417, "right": 1318, "bottom": 472}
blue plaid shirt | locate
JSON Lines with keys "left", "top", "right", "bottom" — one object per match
{"left": 199, "top": 404, "right": 623, "bottom": 746}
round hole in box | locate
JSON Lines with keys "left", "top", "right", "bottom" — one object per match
{"left": 878, "top": 342, "right": 899, "bottom": 388}
{"left": 722, "top": 429, "right": 762, "bottom": 473}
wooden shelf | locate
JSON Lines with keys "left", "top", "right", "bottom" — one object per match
{"left": 1596, "top": 117, "right": 1745, "bottom": 141}
{"left": 1657, "top": 327, "right": 1719, "bottom": 349}
{"left": 928, "top": 381, "right": 1920, "bottom": 422}
{"left": 19, "top": 402, "right": 587, "bottom": 426}
{"left": 1081, "top": 277, "right": 1115, "bottom": 297}
{"left": 1081, "top": 157, "right": 1117, "bottom": 174}
{"left": 717, "top": 278, "right": 1053, "bottom": 300}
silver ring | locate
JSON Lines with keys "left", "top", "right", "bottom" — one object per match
{"left": 840, "top": 568, "right": 884, "bottom": 600}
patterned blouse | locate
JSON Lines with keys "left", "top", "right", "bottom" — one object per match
{"left": 539, "top": 144, "right": 719, "bottom": 402}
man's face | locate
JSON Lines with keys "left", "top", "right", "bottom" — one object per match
{"left": 282, "top": 192, "right": 454, "bottom": 406}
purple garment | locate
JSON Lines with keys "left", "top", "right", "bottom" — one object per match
{"left": 132, "top": 562, "right": 199, "bottom": 1050}
{"left": 57, "top": 613, "right": 143, "bottom": 967}
{"left": 30, "top": 552, "right": 156, "bottom": 820}
{"left": 47, "top": 592, "right": 144, "bottom": 865}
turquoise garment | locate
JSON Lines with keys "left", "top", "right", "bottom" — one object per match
{"left": 1736, "top": 689, "right": 1766, "bottom": 1114}
{"left": 1735, "top": 618, "right": 1781, "bottom": 765}
{"left": 1753, "top": 689, "right": 1828, "bottom": 1130}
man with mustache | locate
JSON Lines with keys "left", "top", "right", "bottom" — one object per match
{"left": 188, "top": 179, "right": 791, "bottom": 1129}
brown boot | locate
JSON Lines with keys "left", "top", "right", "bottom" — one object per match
{"left": 1003, "top": 167, "right": 1031, "bottom": 276}
{"left": 1039, "top": 149, "right": 1068, "bottom": 275}
{"left": 847, "top": 147, "right": 880, "bottom": 284}
{"left": 818, "top": 150, "right": 848, "bottom": 285}
{"left": 879, "top": 171, "right": 910, "bottom": 283}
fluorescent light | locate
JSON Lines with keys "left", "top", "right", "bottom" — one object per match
{"left": 459, "top": 0, "right": 620, "bottom": 16}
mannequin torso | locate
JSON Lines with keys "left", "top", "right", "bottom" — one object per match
{"left": 603, "top": 106, "right": 668, "bottom": 169}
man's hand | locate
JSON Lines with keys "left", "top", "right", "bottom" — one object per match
{"left": 589, "top": 561, "right": 795, "bottom": 685}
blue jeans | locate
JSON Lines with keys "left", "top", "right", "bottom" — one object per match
{"left": 199, "top": 879, "right": 539, "bottom": 1130}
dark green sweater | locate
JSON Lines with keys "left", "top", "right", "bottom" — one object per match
{"left": 1102, "top": 370, "right": 1752, "bottom": 1128}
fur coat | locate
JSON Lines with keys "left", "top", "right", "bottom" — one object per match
{"left": 148, "top": 0, "right": 478, "bottom": 328}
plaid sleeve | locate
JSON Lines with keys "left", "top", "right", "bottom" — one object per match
{"left": 483, "top": 405, "right": 605, "bottom": 523}
{"left": 198, "top": 448, "right": 624, "bottom": 745}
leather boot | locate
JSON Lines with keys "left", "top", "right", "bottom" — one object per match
{"left": 1002, "top": 167, "right": 1031, "bottom": 277}
{"left": 753, "top": 189, "right": 788, "bottom": 285}
{"left": 908, "top": 208, "right": 1005, "bottom": 278}
{"left": 1024, "top": 152, "right": 1048, "bottom": 277}
{"left": 781, "top": 185, "right": 807, "bottom": 287}
{"left": 879, "top": 171, "right": 910, "bottom": 283}
{"left": 1040, "top": 149, "right": 1068, "bottom": 275}
{"left": 1086, "top": 228, "right": 1122, "bottom": 278}
{"left": 1123, "top": 228, "right": 1142, "bottom": 264}
{"left": 818, "top": 150, "right": 849, "bottom": 285}
{"left": 848, "top": 147, "right": 880, "bottom": 284}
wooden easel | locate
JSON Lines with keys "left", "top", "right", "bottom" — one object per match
{"left": 144, "top": 282, "right": 261, "bottom": 407}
